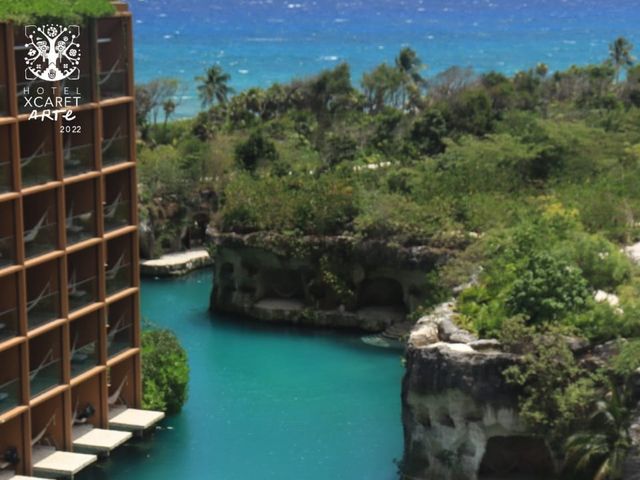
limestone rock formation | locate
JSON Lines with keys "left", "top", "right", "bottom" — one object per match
{"left": 402, "top": 303, "right": 557, "bottom": 480}
{"left": 210, "top": 232, "right": 453, "bottom": 331}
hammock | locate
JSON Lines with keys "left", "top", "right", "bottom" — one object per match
{"left": 99, "top": 57, "right": 123, "bottom": 86}
{"left": 24, "top": 209, "right": 49, "bottom": 243}
{"left": 31, "top": 414, "right": 56, "bottom": 447}
{"left": 68, "top": 270, "right": 88, "bottom": 299}
{"left": 106, "top": 315, "right": 124, "bottom": 346}
{"left": 29, "top": 349, "right": 54, "bottom": 382}
{"left": 106, "top": 254, "right": 126, "bottom": 281}
{"left": 101, "top": 126, "right": 123, "bottom": 155}
{"left": 104, "top": 192, "right": 123, "bottom": 220}
{"left": 19, "top": 142, "right": 46, "bottom": 169}
{"left": 26, "top": 282, "right": 52, "bottom": 313}
{"left": 108, "top": 376, "right": 128, "bottom": 407}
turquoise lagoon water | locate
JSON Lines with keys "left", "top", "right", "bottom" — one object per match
{"left": 78, "top": 269, "right": 404, "bottom": 480}
{"left": 129, "top": 0, "right": 640, "bottom": 116}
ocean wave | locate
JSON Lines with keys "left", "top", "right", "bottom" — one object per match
{"left": 238, "top": 69, "right": 249, "bottom": 74}
{"left": 245, "top": 37, "right": 286, "bottom": 42}
{"left": 319, "top": 55, "right": 339, "bottom": 61}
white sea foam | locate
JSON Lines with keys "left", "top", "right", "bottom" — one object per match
{"left": 238, "top": 69, "right": 249, "bottom": 74}
{"left": 163, "top": 34, "right": 173, "bottom": 39}
{"left": 320, "top": 55, "right": 339, "bottom": 61}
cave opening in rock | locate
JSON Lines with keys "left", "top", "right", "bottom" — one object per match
{"left": 357, "top": 277, "right": 405, "bottom": 309}
{"left": 263, "top": 268, "right": 305, "bottom": 300}
{"left": 479, "top": 436, "right": 555, "bottom": 478}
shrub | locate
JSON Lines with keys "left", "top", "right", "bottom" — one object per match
{"left": 503, "top": 326, "right": 601, "bottom": 446}
{"left": 506, "top": 252, "right": 591, "bottom": 324}
{"left": 235, "top": 130, "right": 279, "bottom": 171}
{"left": 141, "top": 329, "right": 189, "bottom": 414}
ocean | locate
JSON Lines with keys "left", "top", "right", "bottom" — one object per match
{"left": 128, "top": 0, "right": 640, "bottom": 117}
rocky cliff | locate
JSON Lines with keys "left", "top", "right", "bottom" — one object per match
{"left": 401, "top": 303, "right": 558, "bottom": 480}
{"left": 210, "top": 232, "right": 454, "bottom": 332}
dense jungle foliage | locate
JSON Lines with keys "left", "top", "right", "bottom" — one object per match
{"left": 136, "top": 39, "right": 640, "bottom": 477}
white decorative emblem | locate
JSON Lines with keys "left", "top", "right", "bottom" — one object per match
{"left": 24, "top": 24, "right": 81, "bottom": 82}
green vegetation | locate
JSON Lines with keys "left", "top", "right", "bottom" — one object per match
{"left": 136, "top": 38, "right": 640, "bottom": 474}
{"left": 0, "top": 0, "right": 114, "bottom": 23}
{"left": 141, "top": 328, "right": 189, "bottom": 414}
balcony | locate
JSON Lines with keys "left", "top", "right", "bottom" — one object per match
{"left": 0, "top": 200, "right": 16, "bottom": 269}
{"left": 70, "top": 311, "right": 100, "bottom": 378}
{"left": 104, "top": 170, "right": 132, "bottom": 232}
{"left": 98, "top": 18, "right": 130, "bottom": 99}
{"left": 106, "top": 235, "right": 133, "bottom": 297}
{"left": 23, "top": 189, "right": 59, "bottom": 259}
{"left": 65, "top": 180, "right": 98, "bottom": 245}
{"left": 107, "top": 296, "right": 134, "bottom": 358}
{"left": 64, "top": 110, "right": 96, "bottom": 177}
{"left": 29, "top": 328, "right": 62, "bottom": 398}
{"left": 26, "top": 259, "right": 61, "bottom": 330}
{"left": 0, "top": 274, "right": 20, "bottom": 341}
{"left": 67, "top": 247, "right": 99, "bottom": 313}
{"left": 19, "top": 120, "right": 56, "bottom": 188}
{"left": 102, "top": 104, "right": 130, "bottom": 167}
{"left": 0, "top": 347, "right": 21, "bottom": 415}
{"left": 0, "top": 125, "right": 12, "bottom": 193}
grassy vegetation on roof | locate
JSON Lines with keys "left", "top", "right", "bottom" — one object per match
{"left": 0, "top": 0, "right": 115, "bottom": 24}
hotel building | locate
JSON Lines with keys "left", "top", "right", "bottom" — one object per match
{"left": 0, "top": 3, "right": 159, "bottom": 478}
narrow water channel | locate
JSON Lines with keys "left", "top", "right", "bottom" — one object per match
{"left": 78, "top": 269, "right": 404, "bottom": 480}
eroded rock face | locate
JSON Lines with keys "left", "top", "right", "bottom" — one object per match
{"left": 402, "top": 335, "right": 557, "bottom": 479}
{"left": 210, "top": 233, "right": 453, "bottom": 332}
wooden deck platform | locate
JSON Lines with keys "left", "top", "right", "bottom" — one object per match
{"left": 108, "top": 406, "right": 165, "bottom": 432}
{"left": 32, "top": 446, "right": 96, "bottom": 479}
{"left": 72, "top": 425, "right": 132, "bottom": 454}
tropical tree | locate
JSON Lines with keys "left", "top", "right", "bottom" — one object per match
{"left": 196, "top": 65, "right": 234, "bottom": 109}
{"left": 609, "top": 37, "right": 635, "bottom": 83}
{"left": 162, "top": 98, "right": 176, "bottom": 126}
{"left": 564, "top": 385, "right": 632, "bottom": 480}
{"left": 395, "top": 47, "right": 427, "bottom": 109}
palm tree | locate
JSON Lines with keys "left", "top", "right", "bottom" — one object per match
{"left": 564, "top": 386, "right": 632, "bottom": 480}
{"left": 196, "top": 65, "right": 234, "bottom": 109}
{"left": 609, "top": 37, "right": 635, "bottom": 83}
{"left": 394, "top": 47, "right": 426, "bottom": 110}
